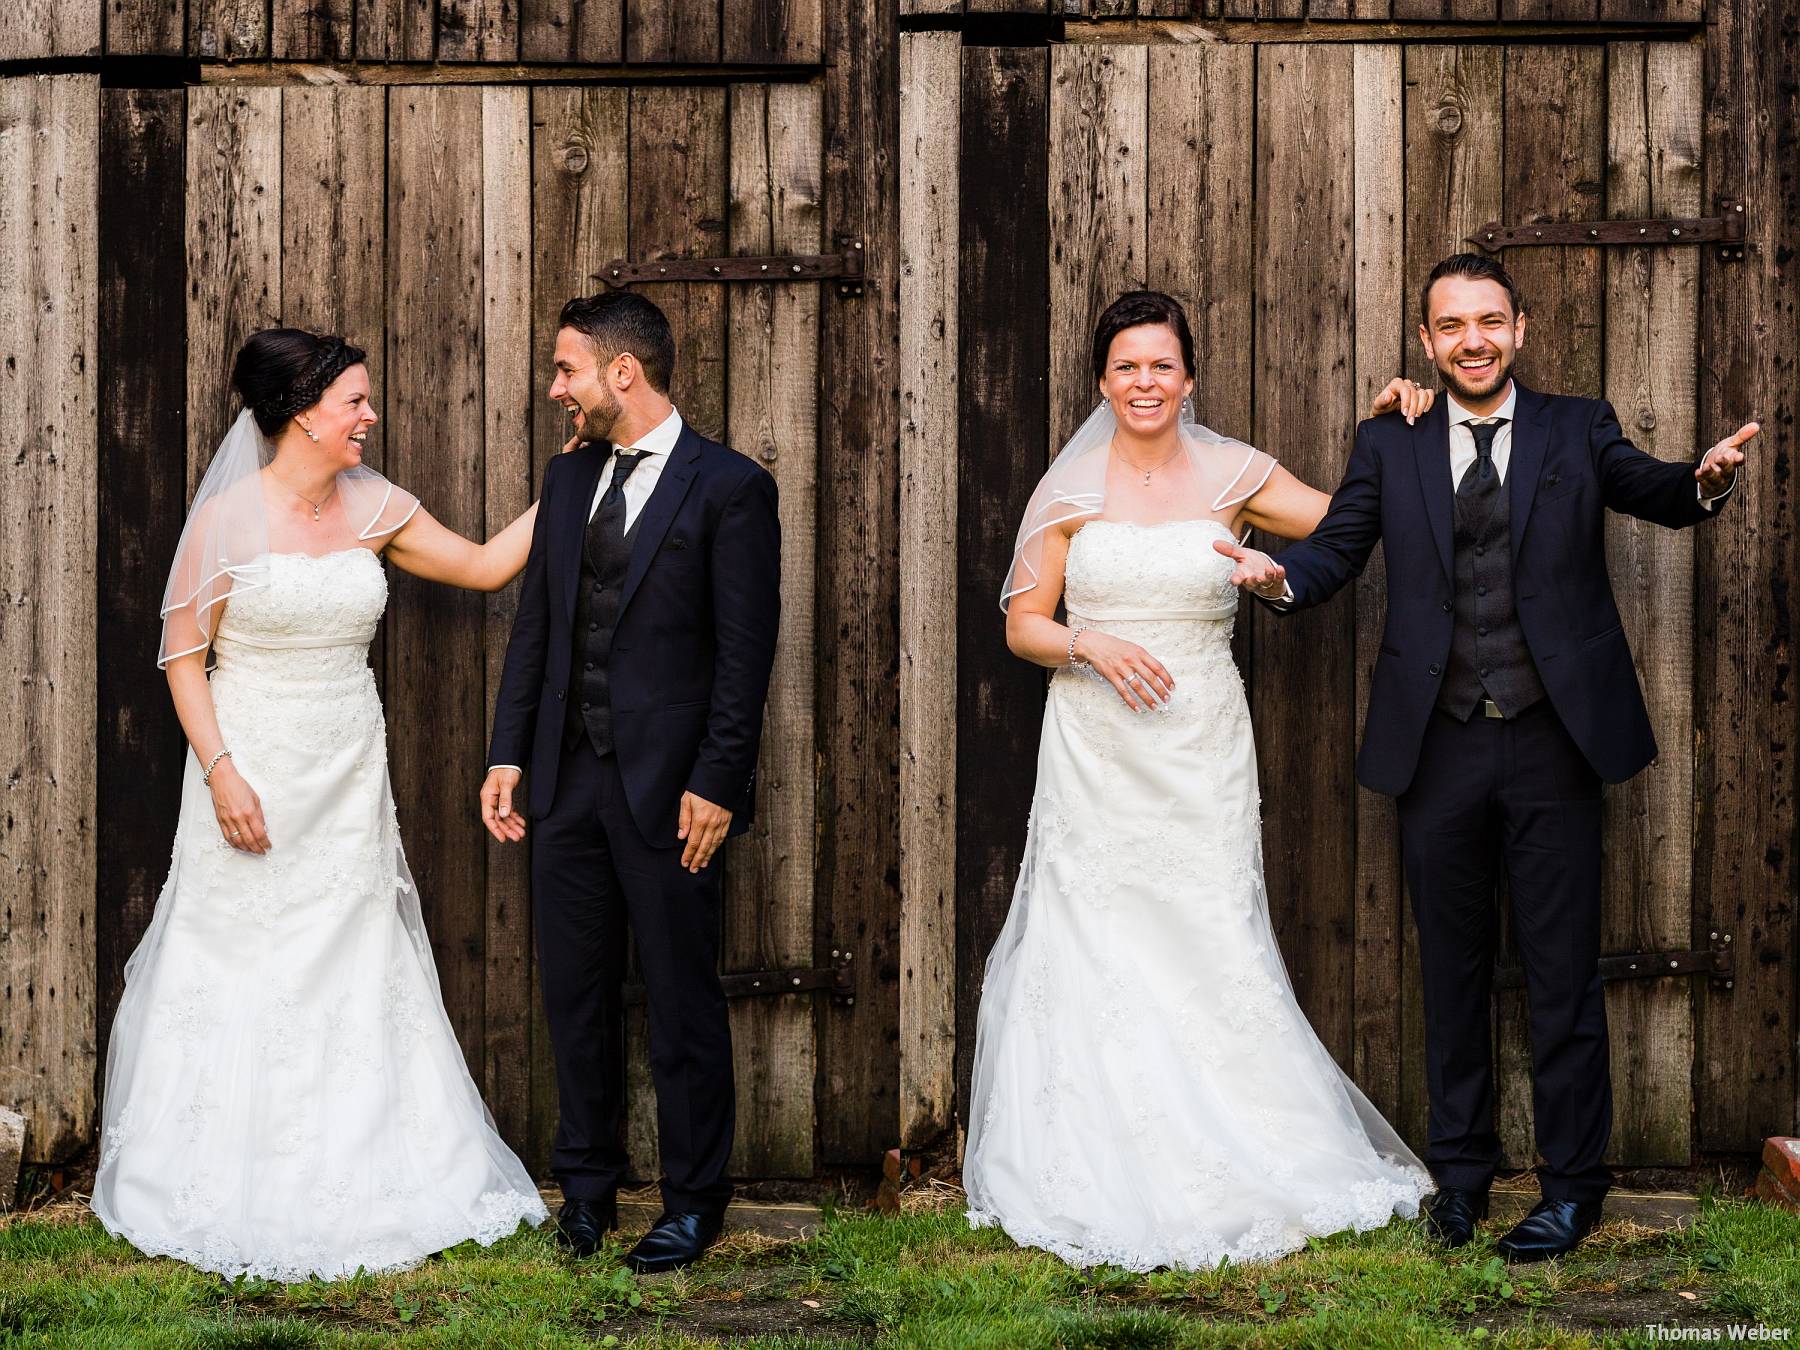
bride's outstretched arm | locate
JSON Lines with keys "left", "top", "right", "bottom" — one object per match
{"left": 1235, "top": 465, "right": 1331, "bottom": 541}
{"left": 166, "top": 649, "right": 271, "bottom": 854}
{"left": 382, "top": 499, "right": 541, "bottom": 592}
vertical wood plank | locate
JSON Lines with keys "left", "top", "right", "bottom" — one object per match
{"left": 481, "top": 85, "right": 536, "bottom": 1159}
{"left": 724, "top": 82, "right": 822, "bottom": 1177}
{"left": 623, "top": 83, "right": 728, "bottom": 1176}
{"left": 95, "top": 86, "right": 188, "bottom": 1122}
{"left": 1600, "top": 40, "right": 1701, "bottom": 1167}
{"left": 1252, "top": 43, "right": 1358, "bottom": 1069}
{"left": 1695, "top": 0, "right": 1799, "bottom": 1151}
{"left": 1400, "top": 43, "right": 1503, "bottom": 1150}
{"left": 1350, "top": 42, "right": 1406, "bottom": 1126}
{"left": 440, "top": 0, "right": 520, "bottom": 61}
{"left": 528, "top": 83, "right": 630, "bottom": 1172}
{"left": 185, "top": 86, "right": 282, "bottom": 491}
{"left": 629, "top": 87, "right": 728, "bottom": 438}
{"left": 724, "top": 0, "right": 822, "bottom": 64}
{"left": 627, "top": 0, "right": 720, "bottom": 63}
{"left": 280, "top": 88, "right": 386, "bottom": 426}
{"left": 357, "top": 0, "right": 434, "bottom": 60}
{"left": 105, "top": 0, "right": 184, "bottom": 55}
{"left": 898, "top": 32, "right": 959, "bottom": 1153}
{"left": 1495, "top": 42, "right": 1606, "bottom": 1169}
{"left": 190, "top": 0, "right": 267, "bottom": 59}
{"left": 0, "top": 74, "right": 99, "bottom": 1163}
{"left": 521, "top": 0, "right": 624, "bottom": 62}
{"left": 818, "top": 0, "right": 902, "bottom": 1165}
{"left": 272, "top": 0, "right": 352, "bottom": 58}
{"left": 1048, "top": 43, "right": 1148, "bottom": 457}
{"left": 1, "top": 0, "right": 100, "bottom": 57}
{"left": 955, "top": 42, "right": 1050, "bottom": 1128}
{"left": 385, "top": 85, "right": 489, "bottom": 1080}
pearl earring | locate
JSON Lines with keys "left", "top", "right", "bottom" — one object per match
{"left": 302, "top": 422, "right": 319, "bottom": 443}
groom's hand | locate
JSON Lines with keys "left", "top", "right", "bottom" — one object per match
{"left": 1696, "top": 421, "right": 1757, "bottom": 496}
{"left": 1212, "top": 537, "right": 1288, "bottom": 600}
{"left": 481, "top": 767, "right": 526, "bottom": 843}
{"left": 678, "top": 791, "right": 732, "bottom": 873}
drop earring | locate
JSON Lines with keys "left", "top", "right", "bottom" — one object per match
{"left": 301, "top": 421, "right": 320, "bottom": 443}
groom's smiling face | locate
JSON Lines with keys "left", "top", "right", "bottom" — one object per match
{"left": 550, "top": 326, "right": 623, "bottom": 445}
{"left": 1420, "top": 275, "right": 1526, "bottom": 408}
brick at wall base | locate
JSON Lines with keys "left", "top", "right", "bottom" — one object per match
{"left": 0, "top": 1106, "right": 24, "bottom": 1212}
{"left": 1750, "top": 1137, "right": 1800, "bottom": 1211}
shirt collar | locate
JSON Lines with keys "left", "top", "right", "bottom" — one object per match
{"left": 1445, "top": 381, "right": 1517, "bottom": 427}
{"left": 613, "top": 406, "right": 684, "bottom": 459}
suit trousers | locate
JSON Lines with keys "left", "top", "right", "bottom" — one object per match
{"left": 531, "top": 737, "right": 735, "bottom": 1215}
{"left": 1395, "top": 703, "right": 1614, "bottom": 1203}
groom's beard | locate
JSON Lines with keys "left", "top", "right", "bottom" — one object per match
{"left": 1437, "top": 348, "right": 1514, "bottom": 405}
{"left": 576, "top": 390, "right": 623, "bottom": 445}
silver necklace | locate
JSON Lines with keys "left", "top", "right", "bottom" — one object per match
{"left": 1117, "top": 448, "right": 1181, "bottom": 487}
{"left": 271, "top": 470, "right": 332, "bottom": 522}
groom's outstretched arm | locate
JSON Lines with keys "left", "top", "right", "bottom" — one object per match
{"left": 1258, "top": 418, "right": 1386, "bottom": 613}
{"left": 687, "top": 466, "right": 781, "bottom": 814}
{"left": 487, "top": 455, "right": 561, "bottom": 773}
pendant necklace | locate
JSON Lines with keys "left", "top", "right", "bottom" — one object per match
{"left": 272, "top": 469, "right": 332, "bottom": 522}
{"left": 1116, "top": 442, "right": 1181, "bottom": 487}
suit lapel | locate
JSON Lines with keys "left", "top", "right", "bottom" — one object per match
{"left": 1413, "top": 399, "right": 1454, "bottom": 585}
{"left": 617, "top": 426, "right": 703, "bottom": 620}
{"left": 559, "top": 443, "right": 607, "bottom": 623}
{"left": 1506, "top": 381, "right": 1547, "bottom": 559}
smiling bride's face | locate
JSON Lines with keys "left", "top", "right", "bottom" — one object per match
{"left": 296, "top": 363, "right": 379, "bottom": 470}
{"left": 1099, "top": 323, "right": 1194, "bottom": 440}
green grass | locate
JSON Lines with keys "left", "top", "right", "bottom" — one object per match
{"left": 1, "top": 1193, "right": 1796, "bottom": 1347}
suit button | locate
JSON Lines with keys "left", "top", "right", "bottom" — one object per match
{"left": 582, "top": 700, "right": 591, "bottom": 711}
{"left": 1477, "top": 626, "right": 1489, "bottom": 637}
{"left": 1429, "top": 663, "right": 1442, "bottom": 676}
{"left": 1479, "top": 667, "right": 1491, "bottom": 678}
{"left": 589, "top": 622, "right": 599, "bottom": 632}
{"left": 556, "top": 691, "right": 565, "bottom": 701}
{"left": 1441, "top": 601, "right": 1452, "bottom": 613}
{"left": 1475, "top": 546, "right": 1485, "bottom": 556}
{"left": 585, "top": 661, "right": 595, "bottom": 671}
{"left": 1477, "top": 586, "right": 1488, "bottom": 597}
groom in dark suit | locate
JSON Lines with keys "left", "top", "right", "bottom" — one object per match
{"left": 1216, "top": 254, "right": 1753, "bottom": 1262}
{"left": 482, "top": 291, "right": 780, "bottom": 1272}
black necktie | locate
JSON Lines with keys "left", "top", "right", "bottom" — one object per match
{"left": 1458, "top": 419, "right": 1507, "bottom": 500}
{"left": 595, "top": 449, "right": 647, "bottom": 537}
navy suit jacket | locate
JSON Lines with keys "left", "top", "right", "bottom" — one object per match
{"left": 489, "top": 423, "right": 781, "bottom": 846}
{"left": 1269, "top": 382, "right": 1725, "bottom": 797}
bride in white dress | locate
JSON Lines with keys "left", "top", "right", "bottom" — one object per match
{"left": 92, "top": 329, "right": 550, "bottom": 1281}
{"left": 964, "top": 292, "right": 1436, "bottom": 1271}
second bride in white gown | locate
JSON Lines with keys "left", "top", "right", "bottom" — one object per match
{"left": 964, "top": 292, "right": 1435, "bottom": 1271}
{"left": 92, "top": 329, "right": 551, "bottom": 1281}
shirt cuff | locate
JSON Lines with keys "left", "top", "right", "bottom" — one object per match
{"left": 487, "top": 765, "right": 522, "bottom": 774}
{"left": 1266, "top": 582, "right": 1296, "bottom": 608}
{"left": 1698, "top": 473, "right": 1736, "bottom": 511}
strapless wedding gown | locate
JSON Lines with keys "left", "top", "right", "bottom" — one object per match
{"left": 92, "top": 549, "right": 546, "bottom": 1282}
{"left": 964, "top": 518, "right": 1431, "bottom": 1271}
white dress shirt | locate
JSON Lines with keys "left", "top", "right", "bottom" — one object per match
{"left": 590, "top": 406, "right": 684, "bottom": 531}
{"left": 488, "top": 407, "right": 685, "bottom": 776}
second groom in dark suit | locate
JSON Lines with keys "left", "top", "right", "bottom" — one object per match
{"left": 1215, "top": 253, "right": 1753, "bottom": 1262}
{"left": 482, "top": 291, "right": 780, "bottom": 1272}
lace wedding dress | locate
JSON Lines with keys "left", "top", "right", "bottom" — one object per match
{"left": 92, "top": 548, "right": 547, "bottom": 1282}
{"left": 965, "top": 518, "right": 1431, "bottom": 1271}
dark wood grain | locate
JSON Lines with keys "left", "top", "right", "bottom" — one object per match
{"left": 439, "top": 0, "right": 519, "bottom": 61}
{"left": 189, "top": 0, "right": 265, "bottom": 58}
{"left": 106, "top": 0, "right": 184, "bottom": 54}
{"left": 95, "top": 86, "right": 187, "bottom": 1115}
{"left": 723, "top": 0, "right": 822, "bottom": 63}
{"left": 817, "top": 0, "right": 902, "bottom": 1166}
{"left": 357, "top": 0, "right": 435, "bottom": 60}
{"left": 521, "top": 0, "right": 623, "bottom": 61}
{"left": 272, "top": 0, "right": 352, "bottom": 58}
{"left": 626, "top": 0, "right": 719, "bottom": 63}
{"left": 953, "top": 42, "right": 1051, "bottom": 1131}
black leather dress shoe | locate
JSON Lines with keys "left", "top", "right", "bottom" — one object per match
{"left": 1423, "top": 1187, "right": 1490, "bottom": 1249}
{"left": 1496, "top": 1197, "right": 1603, "bottom": 1263}
{"left": 555, "top": 1195, "right": 619, "bottom": 1258}
{"left": 624, "top": 1210, "right": 725, "bottom": 1274}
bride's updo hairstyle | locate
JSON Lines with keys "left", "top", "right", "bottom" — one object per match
{"left": 1091, "top": 290, "right": 1196, "bottom": 385}
{"left": 232, "top": 327, "right": 367, "bottom": 437}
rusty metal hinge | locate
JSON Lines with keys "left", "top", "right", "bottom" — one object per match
{"left": 600, "top": 237, "right": 866, "bottom": 296}
{"left": 624, "top": 948, "right": 856, "bottom": 1008}
{"left": 1467, "top": 201, "right": 1746, "bottom": 260}
{"left": 1495, "top": 930, "right": 1735, "bottom": 993}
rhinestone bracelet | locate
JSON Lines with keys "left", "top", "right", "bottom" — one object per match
{"left": 202, "top": 748, "right": 232, "bottom": 786}
{"left": 1067, "top": 625, "right": 1090, "bottom": 673}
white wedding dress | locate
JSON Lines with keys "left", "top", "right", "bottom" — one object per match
{"left": 965, "top": 517, "right": 1431, "bottom": 1271}
{"left": 92, "top": 548, "right": 547, "bottom": 1282}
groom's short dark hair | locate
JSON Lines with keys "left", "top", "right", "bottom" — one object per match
{"left": 1421, "top": 254, "right": 1526, "bottom": 325}
{"left": 559, "top": 291, "right": 676, "bottom": 394}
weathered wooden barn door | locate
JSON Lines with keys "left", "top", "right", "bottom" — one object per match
{"left": 934, "top": 34, "right": 1736, "bottom": 1169}
{"left": 90, "top": 78, "right": 833, "bottom": 1179}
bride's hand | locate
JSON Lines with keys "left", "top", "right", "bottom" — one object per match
{"left": 1370, "top": 377, "right": 1435, "bottom": 425}
{"left": 210, "top": 759, "right": 271, "bottom": 854}
{"left": 1075, "top": 629, "right": 1174, "bottom": 713}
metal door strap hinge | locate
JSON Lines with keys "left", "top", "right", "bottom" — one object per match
{"left": 1468, "top": 201, "right": 1745, "bottom": 259}
{"left": 1494, "top": 931, "right": 1735, "bottom": 992}
{"left": 601, "top": 237, "right": 866, "bottom": 295}
{"left": 624, "top": 948, "right": 855, "bottom": 1007}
